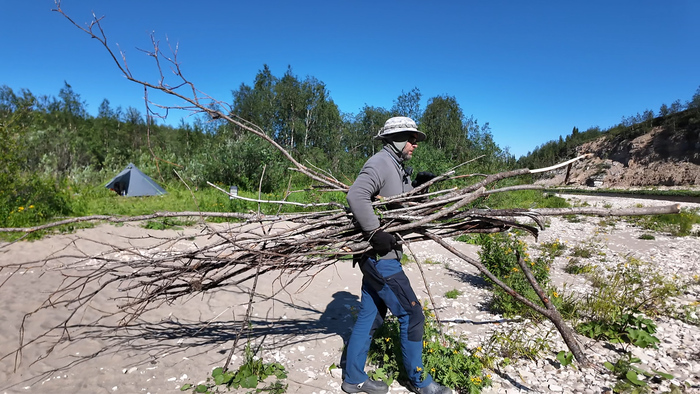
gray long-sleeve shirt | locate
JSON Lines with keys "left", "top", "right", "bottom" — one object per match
{"left": 347, "top": 145, "right": 413, "bottom": 259}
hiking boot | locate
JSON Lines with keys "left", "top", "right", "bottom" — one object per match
{"left": 341, "top": 378, "right": 390, "bottom": 394}
{"left": 406, "top": 380, "right": 454, "bottom": 394}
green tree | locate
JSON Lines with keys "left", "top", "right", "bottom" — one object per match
{"left": 391, "top": 87, "right": 422, "bottom": 120}
{"left": 420, "top": 95, "right": 464, "bottom": 162}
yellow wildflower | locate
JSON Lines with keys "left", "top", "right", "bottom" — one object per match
{"left": 416, "top": 367, "right": 422, "bottom": 372}
{"left": 385, "top": 337, "right": 391, "bottom": 342}
{"left": 18, "top": 206, "right": 24, "bottom": 211}
{"left": 512, "top": 267, "right": 519, "bottom": 272}
{"left": 553, "top": 292, "right": 559, "bottom": 298}
{"left": 29, "top": 205, "right": 35, "bottom": 209}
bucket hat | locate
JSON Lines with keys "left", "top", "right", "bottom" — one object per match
{"left": 374, "top": 116, "right": 426, "bottom": 142}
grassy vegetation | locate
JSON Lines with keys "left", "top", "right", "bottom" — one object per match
{"left": 1, "top": 179, "right": 348, "bottom": 240}
{"left": 474, "top": 188, "right": 570, "bottom": 210}
{"left": 546, "top": 187, "right": 700, "bottom": 199}
{"left": 626, "top": 208, "right": 700, "bottom": 236}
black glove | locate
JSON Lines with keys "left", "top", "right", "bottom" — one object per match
{"left": 364, "top": 230, "right": 396, "bottom": 256}
{"left": 412, "top": 171, "right": 436, "bottom": 187}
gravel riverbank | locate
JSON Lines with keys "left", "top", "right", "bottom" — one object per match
{"left": 1, "top": 194, "right": 698, "bottom": 394}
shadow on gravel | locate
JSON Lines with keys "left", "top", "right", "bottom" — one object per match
{"left": 2, "top": 291, "right": 361, "bottom": 392}
{"left": 493, "top": 368, "right": 535, "bottom": 392}
{"left": 444, "top": 266, "right": 490, "bottom": 288}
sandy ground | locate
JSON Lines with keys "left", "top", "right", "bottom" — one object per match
{"left": 1, "top": 195, "right": 699, "bottom": 394}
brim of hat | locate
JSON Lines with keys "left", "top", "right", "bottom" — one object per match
{"left": 374, "top": 129, "right": 427, "bottom": 142}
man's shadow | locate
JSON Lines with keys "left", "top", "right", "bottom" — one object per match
{"left": 319, "top": 291, "right": 360, "bottom": 341}
{"left": 320, "top": 290, "right": 360, "bottom": 370}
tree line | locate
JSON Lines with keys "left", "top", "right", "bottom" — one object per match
{"left": 1, "top": 65, "right": 511, "bottom": 195}
{"left": 2, "top": 64, "right": 698, "bottom": 226}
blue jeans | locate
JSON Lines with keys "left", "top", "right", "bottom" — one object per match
{"left": 343, "top": 257, "right": 433, "bottom": 388}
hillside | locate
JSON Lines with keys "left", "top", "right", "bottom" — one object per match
{"left": 534, "top": 117, "right": 700, "bottom": 188}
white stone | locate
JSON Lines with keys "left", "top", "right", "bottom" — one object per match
{"left": 330, "top": 368, "right": 342, "bottom": 379}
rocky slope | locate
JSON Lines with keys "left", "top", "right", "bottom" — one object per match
{"left": 535, "top": 126, "right": 700, "bottom": 188}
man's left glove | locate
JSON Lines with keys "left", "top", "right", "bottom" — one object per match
{"left": 412, "top": 171, "right": 436, "bottom": 187}
{"left": 363, "top": 229, "right": 396, "bottom": 256}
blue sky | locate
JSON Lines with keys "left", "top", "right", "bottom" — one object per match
{"left": 2, "top": 1, "right": 698, "bottom": 158}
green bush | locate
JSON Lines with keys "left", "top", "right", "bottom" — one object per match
{"left": 476, "top": 233, "right": 553, "bottom": 319}
{"left": 367, "top": 307, "right": 490, "bottom": 392}
{"left": 573, "top": 256, "right": 685, "bottom": 348}
{"left": 577, "top": 256, "right": 683, "bottom": 322}
{"left": 1, "top": 174, "right": 71, "bottom": 229}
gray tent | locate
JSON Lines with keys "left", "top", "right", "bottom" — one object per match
{"left": 105, "top": 163, "right": 167, "bottom": 197}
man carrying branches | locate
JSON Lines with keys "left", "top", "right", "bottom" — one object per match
{"left": 342, "top": 117, "right": 451, "bottom": 394}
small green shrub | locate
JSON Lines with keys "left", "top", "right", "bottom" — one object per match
{"left": 477, "top": 233, "right": 553, "bottom": 320}
{"left": 668, "top": 303, "right": 700, "bottom": 327}
{"left": 445, "top": 289, "right": 461, "bottom": 299}
{"left": 638, "top": 233, "right": 655, "bottom": 240}
{"left": 538, "top": 239, "right": 567, "bottom": 257}
{"left": 577, "top": 312, "right": 660, "bottom": 348}
{"left": 564, "top": 258, "right": 595, "bottom": 275}
{"left": 564, "top": 215, "right": 582, "bottom": 223}
{"left": 570, "top": 245, "right": 594, "bottom": 258}
{"left": 598, "top": 218, "right": 617, "bottom": 228}
{"left": 181, "top": 344, "right": 287, "bottom": 393}
{"left": 556, "top": 351, "right": 574, "bottom": 368}
{"left": 483, "top": 323, "right": 554, "bottom": 361}
{"left": 603, "top": 352, "right": 674, "bottom": 393}
{"left": 367, "top": 307, "right": 490, "bottom": 392}
{"left": 572, "top": 256, "right": 686, "bottom": 350}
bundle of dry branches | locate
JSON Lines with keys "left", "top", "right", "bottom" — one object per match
{"left": 0, "top": 3, "right": 681, "bottom": 370}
